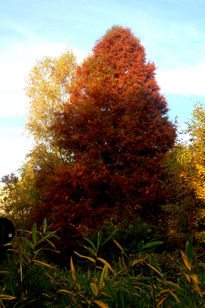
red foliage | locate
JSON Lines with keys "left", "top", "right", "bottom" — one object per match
{"left": 31, "top": 27, "right": 176, "bottom": 248}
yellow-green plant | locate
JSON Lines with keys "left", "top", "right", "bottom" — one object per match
{"left": 0, "top": 226, "right": 204, "bottom": 307}
{"left": 57, "top": 234, "right": 204, "bottom": 307}
{"left": 0, "top": 219, "right": 59, "bottom": 307}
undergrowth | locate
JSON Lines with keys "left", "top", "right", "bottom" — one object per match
{"left": 0, "top": 220, "right": 204, "bottom": 307}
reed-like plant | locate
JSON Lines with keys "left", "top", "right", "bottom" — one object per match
{"left": 0, "top": 223, "right": 204, "bottom": 307}
{"left": 0, "top": 219, "right": 59, "bottom": 307}
{"left": 57, "top": 234, "right": 204, "bottom": 307}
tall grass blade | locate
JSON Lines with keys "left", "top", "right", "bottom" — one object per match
{"left": 181, "top": 251, "right": 192, "bottom": 271}
{"left": 185, "top": 234, "right": 193, "bottom": 264}
{"left": 22, "top": 237, "right": 33, "bottom": 249}
{"left": 156, "top": 295, "right": 168, "bottom": 307}
{"left": 43, "top": 218, "right": 47, "bottom": 233}
{"left": 99, "top": 265, "right": 108, "bottom": 288}
{"left": 113, "top": 239, "right": 129, "bottom": 258}
{"left": 141, "top": 241, "right": 163, "bottom": 250}
{"left": 104, "top": 279, "right": 117, "bottom": 302}
{"left": 90, "top": 282, "right": 98, "bottom": 296}
{"left": 84, "top": 238, "right": 97, "bottom": 251}
{"left": 32, "top": 223, "right": 37, "bottom": 245}
{"left": 97, "top": 232, "right": 102, "bottom": 251}
{"left": 83, "top": 245, "right": 97, "bottom": 257}
{"left": 93, "top": 300, "right": 109, "bottom": 308}
{"left": 0, "top": 294, "right": 16, "bottom": 300}
{"left": 32, "top": 259, "right": 56, "bottom": 269}
{"left": 102, "top": 230, "right": 117, "bottom": 247}
{"left": 145, "top": 262, "right": 163, "bottom": 277}
{"left": 70, "top": 257, "right": 76, "bottom": 282}
{"left": 97, "top": 257, "right": 115, "bottom": 273}
{"left": 74, "top": 251, "right": 96, "bottom": 263}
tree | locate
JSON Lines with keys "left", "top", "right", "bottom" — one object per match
{"left": 0, "top": 143, "right": 63, "bottom": 224}
{"left": 161, "top": 104, "right": 205, "bottom": 246}
{"left": 161, "top": 146, "right": 201, "bottom": 246}
{"left": 25, "top": 50, "right": 76, "bottom": 148}
{"left": 0, "top": 165, "right": 39, "bottom": 222}
{"left": 176, "top": 105, "right": 205, "bottom": 238}
{"left": 0, "top": 50, "right": 77, "bottom": 227}
{"left": 31, "top": 26, "right": 176, "bottom": 248}
{"left": 183, "top": 104, "right": 205, "bottom": 202}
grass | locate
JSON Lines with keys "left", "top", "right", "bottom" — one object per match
{"left": 0, "top": 220, "right": 204, "bottom": 307}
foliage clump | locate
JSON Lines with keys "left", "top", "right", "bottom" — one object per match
{"left": 161, "top": 104, "right": 205, "bottom": 245}
{"left": 28, "top": 27, "right": 176, "bottom": 250}
{"left": 0, "top": 222, "right": 204, "bottom": 307}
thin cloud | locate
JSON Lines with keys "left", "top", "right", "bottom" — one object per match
{"left": 157, "top": 62, "right": 205, "bottom": 95}
{"left": 0, "top": 131, "right": 33, "bottom": 180}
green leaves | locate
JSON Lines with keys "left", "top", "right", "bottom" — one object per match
{"left": 0, "top": 225, "right": 204, "bottom": 307}
{"left": 32, "top": 223, "right": 37, "bottom": 245}
{"left": 0, "top": 219, "right": 60, "bottom": 307}
{"left": 140, "top": 241, "right": 163, "bottom": 250}
{"left": 185, "top": 234, "right": 193, "bottom": 265}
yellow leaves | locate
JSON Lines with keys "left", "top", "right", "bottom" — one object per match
{"left": 93, "top": 300, "right": 109, "bottom": 308}
{"left": 99, "top": 265, "right": 108, "bottom": 289}
{"left": 32, "top": 259, "right": 56, "bottom": 269}
{"left": 176, "top": 105, "right": 205, "bottom": 204}
{"left": 156, "top": 295, "right": 168, "bottom": 307}
{"left": 195, "top": 163, "right": 205, "bottom": 175}
{"left": 58, "top": 289, "right": 73, "bottom": 295}
{"left": 113, "top": 239, "right": 123, "bottom": 252}
{"left": 190, "top": 273, "right": 200, "bottom": 285}
{"left": 25, "top": 50, "right": 76, "bottom": 144}
{"left": 19, "top": 263, "right": 23, "bottom": 282}
{"left": 145, "top": 262, "right": 163, "bottom": 277}
{"left": 90, "top": 282, "right": 98, "bottom": 296}
{"left": 97, "top": 258, "right": 115, "bottom": 273}
{"left": 180, "top": 248, "right": 204, "bottom": 298}
{"left": 193, "top": 284, "right": 203, "bottom": 298}
{"left": 182, "top": 270, "right": 191, "bottom": 282}
{"left": 131, "top": 258, "right": 146, "bottom": 267}
{"left": 0, "top": 294, "right": 16, "bottom": 300}
{"left": 173, "top": 144, "right": 205, "bottom": 214}
{"left": 70, "top": 257, "right": 76, "bottom": 282}
{"left": 181, "top": 251, "right": 192, "bottom": 271}
{"left": 74, "top": 251, "right": 96, "bottom": 263}
{"left": 190, "top": 274, "right": 203, "bottom": 298}
{"left": 190, "top": 274, "right": 203, "bottom": 297}
{"left": 182, "top": 271, "right": 203, "bottom": 298}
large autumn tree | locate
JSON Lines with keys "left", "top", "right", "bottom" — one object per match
{"left": 31, "top": 27, "right": 176, "bottom": 247}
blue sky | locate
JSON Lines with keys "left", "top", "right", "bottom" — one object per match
{"left": 0, "top": 0, "right": 205, "bottom": 180}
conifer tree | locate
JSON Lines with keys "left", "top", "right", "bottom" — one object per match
{"left": 32, "top": 27, "right": 176, "bottom": 244}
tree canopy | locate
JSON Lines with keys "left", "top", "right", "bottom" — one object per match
{"left": 29, "top": 27, "right": 176, "bottom": 246}
{"left": 25, "top": 50, "right": 76, "bottom": 147}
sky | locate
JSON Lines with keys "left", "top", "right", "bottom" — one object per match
{"left": 0, "top": 0, "right": 205, "bottom": 181}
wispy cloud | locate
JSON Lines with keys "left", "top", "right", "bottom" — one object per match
{"left": 157, "top": 62, "right": 205, "bottom": 95}
{"left": 0, "top": 127, "right": 33, "bottom": 180}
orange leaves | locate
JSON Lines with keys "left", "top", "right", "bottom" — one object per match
{"left": 29, "top": 27, "right": 176, "bottom": 254}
